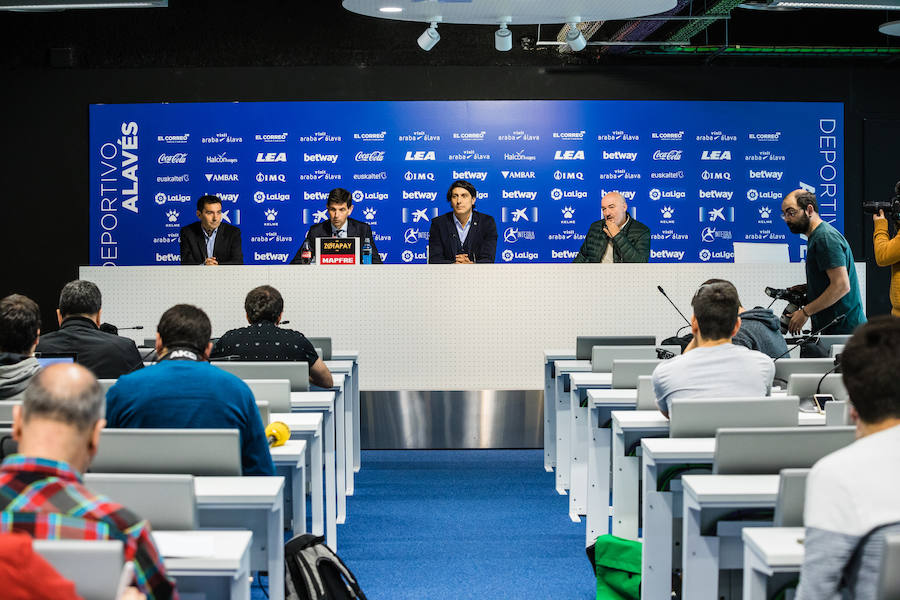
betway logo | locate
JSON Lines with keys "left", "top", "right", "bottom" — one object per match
{"left": 155, "top": 253, "right": 180, "bottom": 262}
{"left": 602, "top": 151, "right": 637, "bottom": 161}
{"left": 552, "top": 250, "right": 578, "bottom": 259}
{"left": 749, "top": 170, "right": 784, "bottom": 181}
{"left": 600, "top": 189, "right": 635, "bottom": 201}
{"left": 216, "top": 193, "right": 240, "bottom": 202}
{"left": 650, "top": 249, "right": 685, "bottom": 260}
{"left": 256, "top": 152, "right": 287, "bottom": 163}
{"left": 158, "top": 153, "right": 187, "bottom": 164}
{"left": 701, "top": 150, "right": 732, "bottom": 160}
{"left": 554, "top": 150, "right": 585, "bottom": 160}
{"left": 303, "top": 191, "right": 329, "bottom": 201}
{"left": 405, "top": 151, "right": 436, "bottom": 161}
{"left": 698, "top": 190, "right": 733, "bottom": 200}
{"left": 502, "top": 190, "right": 537, "bottom": 201}
{"left": 403, "top": 191, "right": 438, "bottom": 201}
{"left": 303, "top": 153, "right": 338, "bottom": 163}
{"left": 452, "top": 170, "right": 487, "bottom": 182}
{"left": 254, "top": 252, "right": 289, "bottom": 263}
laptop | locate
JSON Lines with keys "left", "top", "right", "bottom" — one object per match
{"left": 34, "top": 352, "right": 76, "bottom": 368}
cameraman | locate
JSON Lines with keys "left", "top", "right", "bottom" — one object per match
{"left": 872, "top": 192, "right": 900, "bottom": 316}
{"left": 781, "top": 190, "right": 866, "bottom": 334}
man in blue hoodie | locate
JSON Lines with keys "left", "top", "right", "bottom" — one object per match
{"left": 702, "top": 279, "right": 788, "bottom": 359}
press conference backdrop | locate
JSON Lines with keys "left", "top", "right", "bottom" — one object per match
{"left": 90, "top": 100, "right": 843, "bottom": 266}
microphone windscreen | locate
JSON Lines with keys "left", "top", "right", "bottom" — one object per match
{"left": 266, "top": 421, "right": 290, "bottom": 448}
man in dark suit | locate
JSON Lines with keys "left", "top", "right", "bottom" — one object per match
{"left": 428, "top": 179, "right": 497, "bottom": 264}
{"left": 36, "top": 280, "right": 143, "bottom": 380}
{"left": 179, "top": 194, "right": 243, "bottom": 265}
{"left": 290, "top": 188, "right": 382, "bottom": 264}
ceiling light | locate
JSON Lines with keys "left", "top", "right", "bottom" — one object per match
{"left": 565, "top": 22, "right": 587, "bottom": 51}
{"left": 495, "top": 22, "right": 512, "bottom": 52}
{"left": 378, "top": 6, "right": 401, "bottom": 13}
{"left": 417, "top": 21, "right": 440, "bottom": 51}
{"left": 769, "top": 0, "right": 900, "bottom": 8}
{"left": 880, "top": 19, "right": 900, "bottom": 35}
{"left": 0, "top": 0, "right": 165, "bottom": 8}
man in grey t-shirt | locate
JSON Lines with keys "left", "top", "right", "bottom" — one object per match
{"left": 652, "top": 281, "right": 775, "bottom": 417}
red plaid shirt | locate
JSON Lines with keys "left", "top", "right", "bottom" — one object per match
{"left": 0, "top": 455, "right": 177, "bottom": 600}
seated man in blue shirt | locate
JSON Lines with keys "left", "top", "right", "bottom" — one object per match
{"left": 106, "top": 304, "right": 274, "bottom": 476}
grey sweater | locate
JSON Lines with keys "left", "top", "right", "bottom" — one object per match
{"left": 733, "top": 307, "right": 789, "bottom": 359}
{"left": 0, "top": 353, "right": 40, "bottom": 400}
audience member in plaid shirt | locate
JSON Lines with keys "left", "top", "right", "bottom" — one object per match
{"left": 0, "top": 363, "right": 177, "bottom": 600}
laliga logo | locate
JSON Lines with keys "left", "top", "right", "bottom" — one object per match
{"left": 352, "top": 190, "right": 364, "bottom": 202}
{"left": 404, "top": 228, "right": 421, "bottom": 244}
{"left": 649, "top": 189, "right": 661, "bottom": 201}
{"left": 502, "top": 249, "right": 514, "bottom": 262}
{"left": 700, "top": 249, "right": 712, "bottom": 262}
{"left": 402, "top": 250, "right": 414, "bottom": 263}
{"left": 254, "top": 191, "right": 266, "bottom": 204}
{"left": 155, "top": 192, "right": 167, "bottom": 206}
{"left": 551, "top": 188, "right": 563, "bottom": 201}
{"left": 748, "top": 189, "right": 759, "bottom": 201}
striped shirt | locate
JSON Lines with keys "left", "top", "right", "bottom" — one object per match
{"left": 0, "top": 455, "right": 177, "bottom": 600}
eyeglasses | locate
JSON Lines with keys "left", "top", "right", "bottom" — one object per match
{"left": 781, "top": 208, "right": 800, "bottom": 220}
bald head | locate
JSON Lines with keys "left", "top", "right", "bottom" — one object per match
{"left": 22, "top": 363, "right": 104, "bottom": 433}
{"left": 600, "top": 191, "right": 628, "bottom": 227}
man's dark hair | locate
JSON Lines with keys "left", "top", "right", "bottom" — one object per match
{"left": 701, "top": 278, "right": 743, "bottom": 308}
{"left": 157, "top": 304, "right": 211, "bottom": 354}
{"left": 58, "top": 280, "right": 102, "bottom": 318}
{"left": 244, "top": 285, "right": 283, "bottom": 325}
{"left": 840, "top": 316, "right": 900, "bottom": 423}
{"left": 446, "top": 180, "right": 477, "bottom": 203}
{"left": 196, "top": 194, "right": 222, "bottom": 213}
{"left": 794, "top": 191, "right": 818, "bottom": 214}
{"left": 326, "top": 188, "right": 352, "bottom": 209}
{"left": 690, "top": 282, "right": 740, "bottom": 341}
{"left": 23, "top": 364, "right": 104, "bottom": 433}
{"left": 0, "top": 294, "right": 41, "bottom": 354}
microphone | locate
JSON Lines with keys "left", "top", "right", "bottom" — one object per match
{"left": 116, "top": 326, "right": 144, "bottom": 331}
{"left": 774, "top": 313, "right": 847, "bottom": 361}
{"left": 657, "top": 286, "right": 691, "bottom": 325}
{"left": 278, "top": 320, "right": 291, "bottom": 326}
{"left": 266, "top": 421, "right": 290, "bottom": 448}
{"left": 210, "top": 354, "right": 242, "bottom": 362}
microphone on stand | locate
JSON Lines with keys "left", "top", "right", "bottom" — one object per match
{"left": 658, "top": 286, "right": 694, "bottom": 352}
{"left": 266, "top": 422, "right": 290, "bottom": 448}
{"left": 774, "top": 313, "right": 847, "bottom": 361}
{"left": 100, "top": 323, "right": 143, "bottom": 336}
{"left": 657, "top": 286, "right": 691, "bottom": 325}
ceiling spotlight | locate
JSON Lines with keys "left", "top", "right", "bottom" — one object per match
{"left": 378, "top": 6, "right": 401, "bottom": 13}
{"left": 495, "top": 22, "right": 512, "bottom": 52}
{"left": 417, "top": 21, "right": 440, "bottom": 51}
{"left": 565, "top": 22, "right": 586, "bottom": 51}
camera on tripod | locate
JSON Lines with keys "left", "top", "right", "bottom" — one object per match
{"left": 862, "top": 181, "right": 900, "bottom": 223}
{"left": 765, "top": 285, "right": 807, "bottom": 334}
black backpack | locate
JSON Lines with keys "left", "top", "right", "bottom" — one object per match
{"left": 285, "top": 534, "right": 367, "bottom": 600}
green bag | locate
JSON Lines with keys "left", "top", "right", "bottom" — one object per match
{"left": 594, "top": 534, "right": 642, "bottom": 600}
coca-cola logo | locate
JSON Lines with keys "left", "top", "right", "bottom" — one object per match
{"left": 652, "top": 150, "right": 683, "bottom": 161}
{"left": 158, "top": 152, "right": 187, "bottom": 164}
{"left": 355, "top": 150, "right": 385, "bottom": 162}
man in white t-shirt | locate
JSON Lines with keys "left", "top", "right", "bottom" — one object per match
{"left": 796, "top": 316, "right": 900, "bottom": 599}
{"left": 652, "top": 281, "right": 775, "bottom": 417}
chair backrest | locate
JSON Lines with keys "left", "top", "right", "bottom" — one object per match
{"left": 142, "top": 338, "right": 156, "bottom": 348}
{"left": 787, "top": 373, "right": 849, "bottom": 402}
{"left": 257, "top": 400, "right": 270, "bottom": 426}
{"left": 826, "top": 400, "right": 852, "bottom": 426}
{"left": 84, "top": 473, "right": 198, "bottom": 530}
{"left": 307, "top": 337, "right": 332, "bottom": 361}
{"left": 0, "top": 400, "right": 21, "bottom": 424}
{"left": 637, "top": 375, "right": 657, "bottom": 410}
{"left": 816, "top": 334, "right": 852, "bottom": 353}
{"left": 216, "top": 361, "right": 309, "bottom": 392}
{"left": 591, "top": 345, "right": 679, "bottom": 373}
{"left": 669, "top": 396, "right": 799, "bottom": 438}
{"left": 714, "top": 426, "right": 856, "bottom": 474}
{"left": 575, "top": 335, "right": 656, "bottom": 360}
{"left": 774, "top": 358, "right": 835, "bottom": 387}
{"left": 98, "top": 379, "right": 116, "bottom": 395}
{"left": 611, "top": 359, "right": 662, "bottom": 389}
{"left": 32, "top": 539, "right": 124, "bottom": 600}
{"left": 91, "top": 429, "right": 242, "bottom": 476}
{"left": 244, "top": 379, "right": 291, "bottom": 412}
{"left": 878, "top": 532, "right": 900, "bottom": 600}
{"left": 773, "top": 468, "right": 810, "bottom": 527}
{"left": 831, "top": 344, "right": 845, "bottom": 358}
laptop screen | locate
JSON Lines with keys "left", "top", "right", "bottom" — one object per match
{"left": 35, "top": 353, "right": 77, "bottom": 368}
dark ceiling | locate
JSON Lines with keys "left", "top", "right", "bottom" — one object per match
{"left": 0, "top": 0, "right": 898, "bottom": 68}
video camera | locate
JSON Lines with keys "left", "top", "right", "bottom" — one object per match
{"left": 765, "top": 285, "right": 807, "bottom": 334}
{"left": 862, "top": 181, "right": 900, "bottom": 223}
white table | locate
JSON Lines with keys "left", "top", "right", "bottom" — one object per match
{"left": 269, "top": 439, "right": 308, "bottom": 536}
{"left": 331, "top": 351, "right": 360, "bottom": 480}
{"left": 640, "top": 437, "right": 717, "bottom": 600}
{"left": 295, "top": 383, "right": 346, "bottom": 524}
{"left": 324, "top": 360, "right": 356, "bottom": 497}
{"left": 552, "top": 359, "right": 592, "bottom": 493}
{"left": 568, "top": 373, "right": 615, "bottom": 520}
{"left": 154, "top": 529, "right": 253, "bottom": 600}
{"left": 581, "top": 388, "right": 635, "bottom": 540}
{"left": 681, "top": 474, "right": 780, "bottom": 600}
{"left": 543, "top": 349, "right": 575, "bottom": 472}
{"left": 269, "top": 411, "right": 335, "bottom": 550}
{"left": 609, "top": 409, "right": 669, "bottom": 543}
{"left": 193, "top": 476, "right": 285, "bottom": 600}
{"left": 742, "top": 527, "right": 804, "bottom": 600}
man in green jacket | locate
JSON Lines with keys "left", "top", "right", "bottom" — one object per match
{"left": 572, "top": 191, "right": 651, "bottom": 263}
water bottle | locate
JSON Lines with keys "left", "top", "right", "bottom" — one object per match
{"left": 299, "top": 239, "right": 312, "bottom": 265}
{"left": 362, "top": 237, "right": 373, "bottom": 265}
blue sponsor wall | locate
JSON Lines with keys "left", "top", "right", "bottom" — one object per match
{"left": 90, "top": 100, "right": 842, "bottom": 265}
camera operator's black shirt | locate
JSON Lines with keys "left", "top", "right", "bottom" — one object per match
{"left": 210, "top": 321, "right": 319, "bottom": 366}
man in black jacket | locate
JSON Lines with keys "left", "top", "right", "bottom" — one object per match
{"left": 36, "top": 280, "right": 143, "bottom": 380}
{"left": 179, "top": 195, "right": 244, "bottom": 265}
{"left": 428, "top": 179, "right": 498, "bottom": 264}
{"left": 290, "top": 188, "right": 381, "bottom": 264}
{"left": 572, "top": 191, "right": 650, "bottom": 263}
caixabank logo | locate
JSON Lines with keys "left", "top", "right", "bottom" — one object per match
{"left": 402, "top": 207, "right": 438, "bottom": 223}
{"left": 501, "top": 207, "right": 538, "bottom": 223}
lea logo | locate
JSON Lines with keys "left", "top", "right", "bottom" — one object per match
{"left": 256, "top": 152, "right": 287, "bottom": 163}
{"left": 553, "top": 150, "right": 585, "bottom": 160}
{"left": 701, "top": 150, "right": 732, "bottom": 161}
{"left": 405, "top": 151, "right": 436, "bottom": 161}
